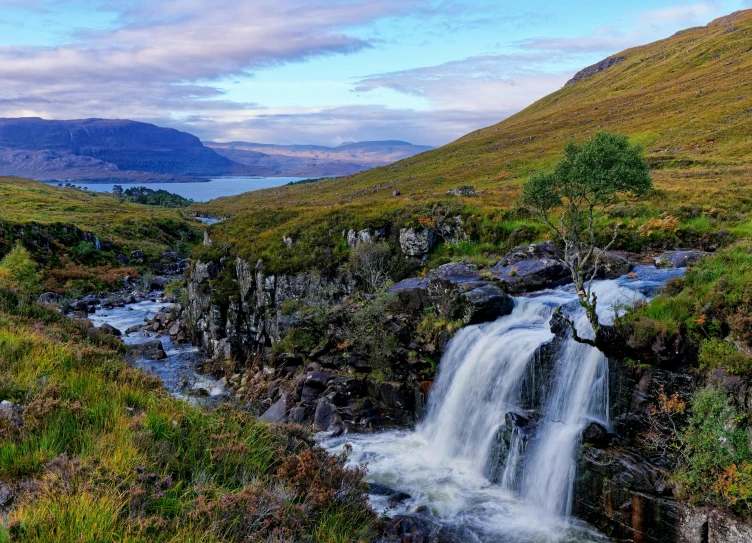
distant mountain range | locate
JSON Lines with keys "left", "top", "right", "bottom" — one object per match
{"left": 205, "top": 140, "right": 435, "bottom": 177}
{"left": 0, "top": 117, "right": 432, "bottom": 183}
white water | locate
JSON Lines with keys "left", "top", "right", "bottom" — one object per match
{"left": 324, "top": 266, "right": 683, "bottom": 542}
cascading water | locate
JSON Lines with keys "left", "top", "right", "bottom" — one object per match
{"left": 323, "top": 266, "right": 683, "bottom": 542}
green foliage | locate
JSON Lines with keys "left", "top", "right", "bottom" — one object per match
{"left": 119, "top": 186, "right": 194, "bottom": 208}
{"left": 349, "top": 240, "right": 394, "bottom": 293}
{"left": 698, "top": 338, "right": 752, "bottom": 375}
{"left": 341, "top": 294, "right": 400, "bottom": 370}
{"left": 676, "top": 387, "right": 752, "bottom": 513}
{"left": 0, "top": 243, "right": 41, "bottom": 301}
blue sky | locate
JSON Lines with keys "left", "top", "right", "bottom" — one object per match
{"left": 0, "top": 0, "right": 749, "bottom": 146}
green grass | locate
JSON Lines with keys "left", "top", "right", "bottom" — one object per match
{"left": 0, "top": 294, "right": 377, "bottom": 542}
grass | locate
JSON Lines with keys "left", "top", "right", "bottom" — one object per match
{"left": 191, "top": 10, "right": 752, "bottom": 274}
{"left": 0, "top": 177, "right": 202, "bottom": 292}
{"left": 0, "top": 293, "right": 378, "bottom": 542}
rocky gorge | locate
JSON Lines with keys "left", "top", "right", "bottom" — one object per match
{"left": 169, "top": 221, "right": 750, "bottom": 543}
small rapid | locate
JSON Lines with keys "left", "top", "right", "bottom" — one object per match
{"left": 323, "top": 266, "right": 683, "bottom": 542}
{"left": 88, "top": 296, "right": 230, "bottom": 404}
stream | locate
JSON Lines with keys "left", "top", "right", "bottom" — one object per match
{"left": 88, "top": 266, "right": 683, "bottom": 542}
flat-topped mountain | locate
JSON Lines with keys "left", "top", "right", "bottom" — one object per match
{"left": 0, "top": 117, "right": 269, "bottom": 182}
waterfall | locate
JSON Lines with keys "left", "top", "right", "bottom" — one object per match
{"left": 323, "top": 266, "right": 682, "bottom": 542}
{"left": 94, "top": 236, "right": 101, "bottom": 250}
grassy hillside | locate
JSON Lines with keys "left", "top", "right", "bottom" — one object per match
{"left": 193, "top": 10, "right": 752, "bottom": 272}
{"left": 0, "top": 177, "right": 201, "bottom": 292}
{"left": 0, "top": 292, "right": 376, "bottom": 543}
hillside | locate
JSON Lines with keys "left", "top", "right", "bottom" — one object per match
{"left": 0, "top": 118, "right": 267, "bottom": 182}
{"left": 206, "top": 140, "right": 434, "bottom": 177}
{"left": 193, "top": 10, "right": 752, "bottom": 272}
{"left": 0, "top": 176, "right": 201, "bottom": 292}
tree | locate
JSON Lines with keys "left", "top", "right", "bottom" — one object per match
{"left": 522, "top": 131, "right": 652, "bottom": 342}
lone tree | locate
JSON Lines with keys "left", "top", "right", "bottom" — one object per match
{"left": 522, "top": 131, "right": 652, "bottom": 343}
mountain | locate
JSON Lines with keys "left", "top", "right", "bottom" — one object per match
{"left": 193, "top": 9, "right": 752, "bottom": 269}
{"left": 0, "top": 118, "right": 272, "bottom": 182}
{"left": 205, "top": 140, "right": 434, "bottom": 177}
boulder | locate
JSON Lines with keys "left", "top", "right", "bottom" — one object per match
{"left": 125, "top": 324, "right": 144, "bottom": 334}
{"left": 131, "top": 249, "right": 144, "bottom": 260}
{"left": 288, "top": 406, "right": 310, "bottom": 424}
{"left": 305, "top": 371, "right": 334, "bottom": 390}
{"left": 399, "top": 228, "right": 435, "bottom": 258}
{"left": 388, "top": 278, "right": 429, "bottom": 311}
{"left": 116, "top": 254, "right": 130, "bottom": 265}
{"left": 492, "top": 242, "right": 570, "bottom": 293}
{"left": 592, "top": 249, "right": 632, "bottom": 279}
{"left": 150, "top": 276, "right": 170, "bottom": 290}
{"left": 37, "top": 292, "right": 62, "bottom": 306}
{"left": 654, "top": 250, "right": 706, "bottom": 269}
{"left": 82, "top": 295, "right": 101, "bottom": 306}
{"left": 461, "top": 284, "right": 514, "bottom": 324}
{"left": 346, "top": 228, "right": 373, "bottom": 248}
{"left": 260, "top": 393, "right": 291, "bottom": 423}
{"left": 447, "top": 185, "right": 476, "bottom": 196}
{"left": 314, "top": 397, "right": 343, "bottom": 432}
{"left": 582, "top": 421, "right": 609, "bottom": 445}
{"left": 162, "top": 251, "right": 179, "bottom": 261}
{"left": 128, "top": 340, "right": 167, "bottom": 360}
{"left": 0, "top": 482, "right": 13, "bottom": 508}
{"left": 98, "top": 323, "right": 122, "bottom": 337}
{"left": 427, "top": 261, "right": 481, "bottom": 285}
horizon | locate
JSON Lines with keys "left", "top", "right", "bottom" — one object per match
{"left": 0, "top": 1, "right": 750, "bottom": 147}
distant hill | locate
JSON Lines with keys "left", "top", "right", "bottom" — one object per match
{"left": 205, "top": 140, "right": 434, "bottom": 177}
{"left": 0, "top": 118, "right": 271, "bottom": 182}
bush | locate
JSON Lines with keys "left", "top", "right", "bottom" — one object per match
{"left": 349, "top": 240, "right": 394, "bottom": 293}
{"left": 699, "top": 338, "right": 752, "bottom": 375}
{"left": 0, "top": 243, "right": 41, "bottom": 301}
{"left": 676, "top": 386, "right": 752, "bottom": 513}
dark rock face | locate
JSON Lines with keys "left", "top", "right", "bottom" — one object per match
{"left": 491, "top": 242, "right": 570, "bottom": 293}
{"left": 150, "top": 276, "right": 170, "bottom": 290}
{"left": 389, "top": 278, "right": 429, "bottom": 311}
{"left": 566, "top": 55, "right": 627, "bottom": 85}
{"left": 593, "top": 249, "right": 632, "bottom": 279}
{"left": 582, "top": 421, "right": 609, "bottom": 446}
{"left": 128, "top": 340, "right": 167, "bottom": 360}
{"left": 654, "top": 250, "right": 706, "bottom": 269}
{"left": 260, "top": 393, "right": 291, "bottom": 423}
{"left": 314, "top": 397, "right": 343, "bottom": 432}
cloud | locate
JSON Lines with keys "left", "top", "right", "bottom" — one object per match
{"left": 639, "top": 2, "right": 721, "bottom": 24}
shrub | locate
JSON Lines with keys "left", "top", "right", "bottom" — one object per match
{"left": 0, "top": 243, "right": 41, "bottom": 301}
{"left": 676, "top": 386, "right": 752, "bottom": 513}
{"left": 349, "top": 240, "right": 394, "bottom": 293}
{"left": 698, "top": 338, "right": 752, "bottom": 375}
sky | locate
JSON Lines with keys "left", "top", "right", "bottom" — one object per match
{"left": 0, "top": 0, "right": 749, "bottom": 146}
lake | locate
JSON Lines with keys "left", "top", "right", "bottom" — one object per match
{"left": 56, "top": 176, "right": 305, "bottom": 202}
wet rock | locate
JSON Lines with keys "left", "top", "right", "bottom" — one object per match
{"left": 82, "top": 295, "right": 101, "bottom": 306}
{"left": 125, "top": 324, "right": 144, "bottom": 334}
{"left": 447, "top": 185, "right": 476, "bottom": 196}
{"left": 399, "top": 228, "right": 435, "bottom": 258}
{"left": 388, "top": 278, "right": 429, "bottom": 311}
{"left": 582, "top": 421, "right": 608, "bottom": 445}
{"left": 314, "top": 396, "right": 343, "bottom": 432}
{"left": 98, "top": 323, "right": 122, "bottom": 337}
{"left": 379, "top": 381, "right": 410, "bottom": 410}
{"left": 37, "top": 292, "right": 62, "bottom": 306}
{"left": 592, "top": 249, "right": 632, "bottom": 279}
{"left": 461, "top": 284, "right": 514, "bottom": 324}
{"left": 369, "top": 482, "right": 412, "bottom": 505}
{"left": 168, "top": 323, "right": 181, "bottom": 336}
{"left": 128, "top": 340, "right": 167, "bottom": 360}
{"left": 654, "top": 250, "right": 706, "bottom": 269}
{"left": 491, "top": 242, "right": 569, "bottom": 293}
